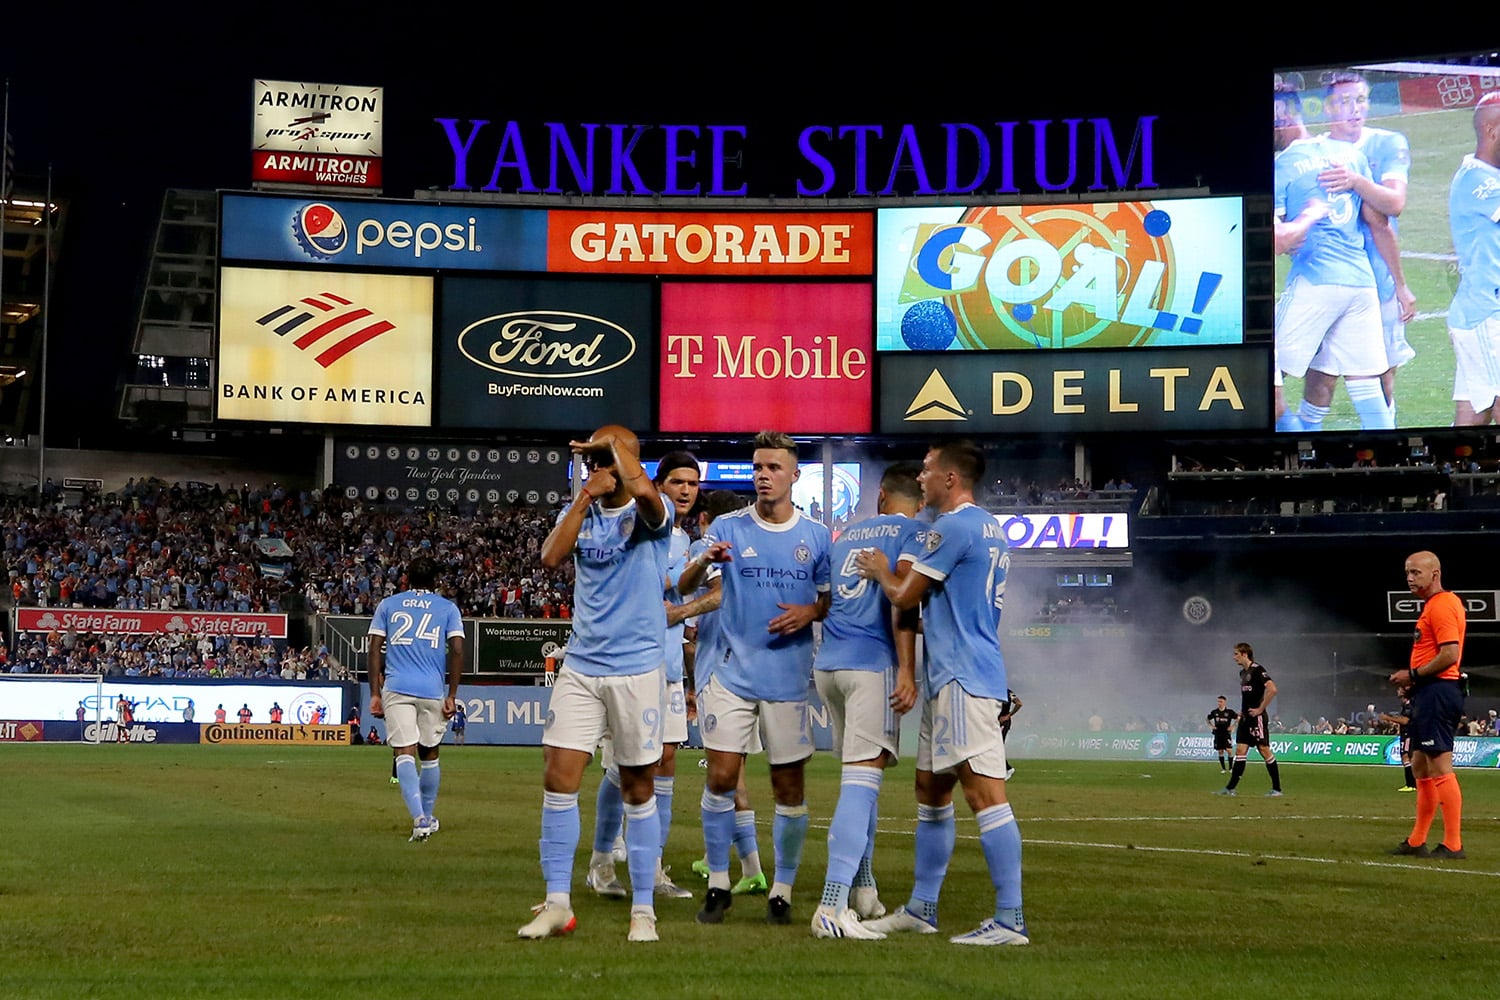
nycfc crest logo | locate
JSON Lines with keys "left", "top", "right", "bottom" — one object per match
{"left": 793, "top": 543, "right": 811, "bottom": 564}
{"left": 924, "top": 530, "right": 943, "bottom": 553}
{"left": 1181, "top": 595, "right": 1213, "bottom": 626}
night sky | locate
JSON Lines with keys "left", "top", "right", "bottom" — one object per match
{"left": 3, "top": 15, "right": 1483, "bottom": 446}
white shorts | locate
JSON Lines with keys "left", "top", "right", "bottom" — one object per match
{"left": 381, "top": 689, "right": 448, "bottom": 749}
{"left": 1381, "top": 295, "right": 1416, "bottom": 369}
{"left": 1277, "top": 277, "right": 1385, "bottom": 378}
{"left": 1450, "top": 317, "right": 1500, "bottom": 412}
{"left": 698, "top": 677, "right": 811, "bottom": 766}
{"left": 664, "top": 680, "right": 688, "bottom": 745}
{"left": 915, "top": 680, "right": 1008, "bottom": 778}
{"left": 814, "top": 668, "right": 900, "bottom": 763}
{"left": 544, "top": 667, "right": 666, "bottom": 768}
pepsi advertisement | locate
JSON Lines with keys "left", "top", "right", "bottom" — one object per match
{"left": 220, "top": 193, "right": 547, "bottom": 271}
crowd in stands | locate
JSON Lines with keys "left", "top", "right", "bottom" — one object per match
{"left": 991, "top": 477, "right": 1135, "bottom": 507}
{"left": 0, "top": 480, "right": 577, "bottom": 676}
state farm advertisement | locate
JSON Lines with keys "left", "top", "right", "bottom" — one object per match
{"left": 659, "top": 283, "right": 872, "bottom": 433}
{"left": 16, "top": 609, "right": 289, "bottom": 638}
{"left": 547, "top": 210, "right": 873, "bottom": 275}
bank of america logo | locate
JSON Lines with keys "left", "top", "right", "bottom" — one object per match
{"left": 905, "top": 370, "right": 966, "bottom": 421}
{"left": 256, "top": 291, "right": 395, "bottom": 367}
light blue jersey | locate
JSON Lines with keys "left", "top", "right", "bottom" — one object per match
{"left": 709, "top": 507, "right": 831, "bottom": 702}
{"left": 368, "top": 588, "right": 464, "bottom": 700}
{"left": 1449, "top": 154, "right": 1500, "bottom": 328}
{"left": 1353, "top": 126, "right": 1411, "bottom": 301}
{"left": 900, "top": 504, "right": 1009, "bottom": 702}
{"left": 815, "top": 513, "right": 921, "bottom": 673}
{"left": 1275, "top": 135, "right": 1377, "bottom": 288}
{"left": 561, "top": 497, "right": 672, "bottom": 678}
{"left": 685, "top": 537, "right": 722, "bottom": 694}
{"left": 663, "top": 526, "right": 691, "bottom": 684}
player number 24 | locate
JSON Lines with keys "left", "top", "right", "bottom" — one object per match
{"left": 387, "top": 611, "right": 442, "bottom": 649}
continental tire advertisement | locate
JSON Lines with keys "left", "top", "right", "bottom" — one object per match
{"left": 201, "top": 723, "right": 351, "bottom": 745}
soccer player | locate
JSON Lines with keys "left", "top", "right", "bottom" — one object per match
{"left": 809, "top": 462, "right": 923, "bottom": 941}
{"left": 450, "top": 700, "right": 466, "bottom": 745}
{"left": 1378, "top": 689, "right": 1415, "bottom": 792}
{"left": 1215, "top": 644, "right": 1282, "bottom": 797}
{"left": 1206, "top": 696, "right": 1238, "bottom": 773}
{"left": 586, "top": 451, "right": 700, "bottom": 902}
{"left": 520, "top": 425, "right": 670, "bottom": 943}
{"left": 683, "top": 490, "right": 768, "bottom": 897}
{"left": 855, "top": 440, "right": 1029, "bottom": 947}
{"left": 998, "top": 688, "right": 1023, "bottom": 781}
{"left": 367, "top": 555, "right": 464, "bottom": 843}
{"left": 1446, "top": 93, "right": 1500, "bottom": 425}
{"left": 1387, "top": 551, "right": 1467, "bottom": 858}
{"left": 678, "top": 431, "right": 830, "bottom": 927}
{"left": 1273, "top": 82, "right": 1410, "bottom": 432}
{"left": 1314, "top": 70, "right": 1418, "bottom": 425}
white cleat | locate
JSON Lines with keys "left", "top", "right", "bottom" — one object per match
{"left": 627, "top": 908, "right": 659, "bottom": 942}
{"left": 427, "top": 816, "right": 440, "bottom": 835}
{"left": 408, "top": 817, "right": 433, "bottom": 843}
{"left": 850, "top": 886, "right": 886, "bottom": 920}
{"left": 586, "top": 863, "right": 628, "bottom": 899}
{"left": 950, "top": 918, "right": 1029, "bottom": 946}
{"left": 655, "top": 866, "right": 695, "bottom": 899}
{"left": 517, "top": 901, "right": 577, "bottom": 939}
{"left": 612, "top": 835, "right": 628, "bottom": 864}
{"left": 811, "top": 905, "right": 887, "bottom": 940}
{"left": 864, "top": 906, "right": 939, "bottom": 935}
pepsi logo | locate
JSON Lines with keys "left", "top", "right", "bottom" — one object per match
{"left": 292, "top": 203, "right": 348, "bottom": 260}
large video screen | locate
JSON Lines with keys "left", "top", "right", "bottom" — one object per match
{"left": 876, "top": 198, "right": 1244, "bottom": 351}
{"left": 1272, "top": 54, "right": 1500, "bottom": 432}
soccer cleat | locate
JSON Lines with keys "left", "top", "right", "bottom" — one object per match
{"left": 811, "top": 905, "right": 886, "bottom": 940}
{"left": 427, "top": 816, "right": 440, "bottom": 835}
{"left": 586, "top": 863, "right": 628, "bottom": 899}
{"left": 950, "top": 918, "right": 1030, "bottom": 946}
{"left": 766, "top": 895, "right": 793, "bottom": 925}
{"left": 1005, "top": 767, "right": 1016, "bottom": 780}
{"left": 390, "top": 776, "right": 400, "bottom": 785}
{"left": 408, "top": 817, "right": 434, "bottom": 842}
{"left": 655, "top": 867, "right": 694, "bottom": 899}
{"left": 1431, "top": 844, "right": 1467, "bottom": 860}
{"left": 850, "top": 886, "right": 886, "bottom": 920}
{"left": 1388, "top": 839, "right": 1429, "bottom": 857}
{"left": 691, "top": 858, "right": 711, "bottom": 879}
{"left": 1397, "top": 785, "right": 1416, "bottom": 793}
{"left": 731, "top": 871, "right": 769, "bottom": 896}
{"left": 627, "top": 908, "right": 659, "bottom": 942}
{"left": 1265, "top": 790, "right": 1284, "bottom": 798}
{"left": 697, "top": 887, "right": 733, "bottom": 924}
{"left": 518, "top": 901, "right": 577, "bottom": 939}
{"left": 612, "top": 835, "right": 628, "bottom": 864}
{"left": 1212, "top": 788, "right": 1236, "bottom": 797}
{"left": 865, "top": 905, "right": 939, "bottom": 935}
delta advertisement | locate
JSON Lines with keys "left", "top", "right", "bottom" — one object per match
{"left": 1013, "top": 731, "right": 1500, "bottom": 768}
{"left": 878, "top": 344, "right": 1271, "bottom": 434}
{"left": 221, "top": 194, "right": 548, "bottom": 271}
{"left": 659, "top": 282, "right": 873, "bottom": 434}
{"left": 217, "top": 267, "right": 434, "bottom": 426}
{"left": 438, "top": 276, "right": 653, "bottom": 430}
{"left": 14, "top": 608, "right": 288, "bottom": 638}
{"left": 875, "top": 199, "right": 1244, "bottom": 352}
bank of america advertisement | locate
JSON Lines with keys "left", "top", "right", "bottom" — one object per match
{"left": 878, "top": 345, "right": 1269, "bottom": 434}
{"left": 220, "top": 193, "right": 548, "bottom": 271}
{"left": 217, "top": 267, "right": 433, "bottom": 426}
{"left": 875, "top": 199, "right": 1244, "bottom": 351}
{"left": 437, "top": 276, "right": 652, "bottom": 431}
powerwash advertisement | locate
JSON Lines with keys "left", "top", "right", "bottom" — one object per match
{"left": 1014, "top": 731, "right": 1500, "bottom": 768}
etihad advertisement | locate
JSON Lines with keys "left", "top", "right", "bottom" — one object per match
{"left": 438, "top": 276, "right": 652, "bottom": 430}
{"left": 875, "top": 199, "right": 1244, "bottom": 351}
{"left": 220, "top": 193, "right": 548, "bottom": 271}
{"left": 546, "top": 210, "right": 874, "bottom": 275}
{"left": 659, "top": 283, "right": 872, "bottom": 433}
{"left": 217, "top": 267, "right": 433, "bottom": 426}
{"left": 878, "top": 345, "right": 1270, "bottom": 434}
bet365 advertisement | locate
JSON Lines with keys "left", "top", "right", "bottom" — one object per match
{"left": 875, "top": 199, "right": 1244, "bottom": 351}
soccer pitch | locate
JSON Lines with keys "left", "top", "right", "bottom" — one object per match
{"left": 3, "top": 746, "right": 1495, "bottom": 999}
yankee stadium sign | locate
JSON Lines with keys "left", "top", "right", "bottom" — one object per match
{"left": 433, "top": 116, "right": 1159, "bottom": 198}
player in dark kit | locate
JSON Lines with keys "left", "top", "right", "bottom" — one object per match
{"left": 1215, "top": 644, "right": 1283, "bottom": 797}
{"left": 1206, "top": 696, "right": 1239, "bottom": 772}
{"left": 1379, "top": 690, "right": 1415, "bottom": 792}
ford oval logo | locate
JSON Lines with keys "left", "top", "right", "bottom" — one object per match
{"left": 458, "top": 311, "right": 636, "bottom": 379}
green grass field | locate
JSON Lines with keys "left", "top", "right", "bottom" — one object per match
{"left": 4, "top": 746, "right": 1497, "bottom": 999}
{"left": 1278, "top": 103, "right": 1472, "bottom": 431}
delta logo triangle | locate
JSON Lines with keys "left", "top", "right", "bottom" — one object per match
{"left": 905, "top": 369, "right": 966, "bottom": 421}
